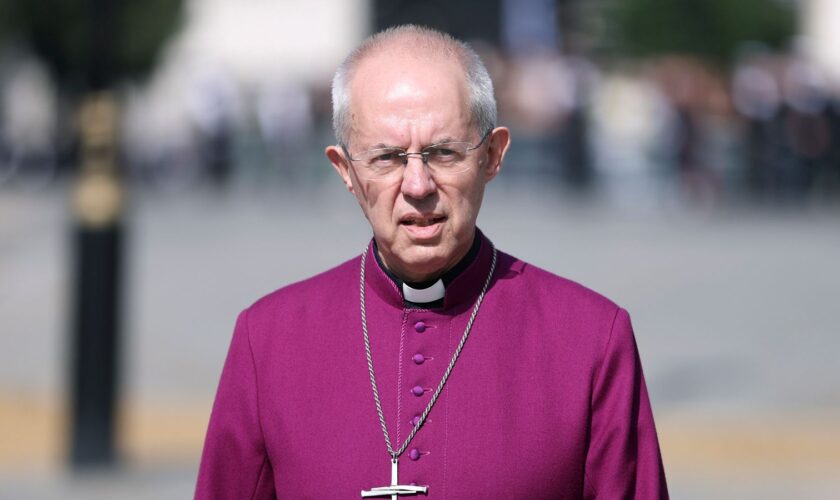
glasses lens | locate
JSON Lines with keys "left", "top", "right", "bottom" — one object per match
{"left": 348, "top": 132, "right": 488, "bottom": 181}
{"left": 351, "top": 148, "right": 404, "bottom": 181}
{"left": 424, "top": 142, "right": 473, "bottom": 174}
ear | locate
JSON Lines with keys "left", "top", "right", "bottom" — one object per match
{"left": 326, "top": 145, "right": 355, "bottom": 193}
{"left": 482, "top": 126, "right": 511, "bottom": 182}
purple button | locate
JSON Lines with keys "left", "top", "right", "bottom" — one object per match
{"left": 411, "top": 385, "right": 425, "bottom": 397}
{"left": 411, "top": 415, "right": 421, "bottom": 427}
{"left": 414, "top": 321, "right": 426, "bottom": 333}
{"left": 408, "top": 448, "right": 421, "bottom": 461}
{"left": 412, "top": 354, "right": 425, "bottom": 365}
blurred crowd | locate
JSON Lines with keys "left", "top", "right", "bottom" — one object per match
{"left": 1, "top": 40, "right": 839, "bottom": 206}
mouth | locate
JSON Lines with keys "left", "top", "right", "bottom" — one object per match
{"left": 399, "top": 214, "right": 447, "bottom": 227}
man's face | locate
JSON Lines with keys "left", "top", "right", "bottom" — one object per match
{"left": 327, "top": 49, "right": 510, "bottom": 282}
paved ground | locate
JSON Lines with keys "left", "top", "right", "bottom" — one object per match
{"left": 2, "top": 178, "right": 840, "bottom": 498}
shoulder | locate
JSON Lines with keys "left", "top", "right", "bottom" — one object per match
{"left": 243, "top": 255, "right": 361, "bottom": 325}
{"left": 493, "top": 250, "right": 633, "bottom": 368}
{"left": 496, "top": 250, "right": 621, "bottom": 317}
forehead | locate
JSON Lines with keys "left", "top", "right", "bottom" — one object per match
{"left": 348, "top": 48, "right": 472, "bottom": 144}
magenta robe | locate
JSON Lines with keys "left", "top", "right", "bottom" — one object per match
{"left": 196, "top": 231, "right": 668, "bottom": 499}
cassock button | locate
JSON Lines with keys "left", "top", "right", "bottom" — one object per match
{"left": 411, "top": 385, "right": 425, "bottom": 397}
{"left": 408, "top": 448, "right": 421, "bottom": 461}
{"left": 412, "top": 354, "right": 425, "bottom": 365}
{"left": 414, "top": 321, "right": 426, "bottom": 333}
{"left": 411, "top": 415, "right": 421, "bottom": 427}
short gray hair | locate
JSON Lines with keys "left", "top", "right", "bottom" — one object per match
{"left": 331, "top": 25, "right": 497, "bottom": 147}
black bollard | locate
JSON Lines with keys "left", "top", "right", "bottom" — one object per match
{"left": 69, "top": 222, "right": 123, "bottom": 465}
{"left": 69, "top": 94, "right": 124, "bottom": 468}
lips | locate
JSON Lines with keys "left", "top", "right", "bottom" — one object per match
{"left": 399, "top": 214, "right": 447, "bottom": 240}
{"left": 399, "top": 214, "right": 446, "bottom": 227}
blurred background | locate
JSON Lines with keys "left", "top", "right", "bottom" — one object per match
{"left": 1, "top": 0, "right": 839, "bottom": 498}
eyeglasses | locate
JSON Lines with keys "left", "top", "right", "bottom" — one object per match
{"left": 342, "top": 129, "right": 492, "bottom": 181}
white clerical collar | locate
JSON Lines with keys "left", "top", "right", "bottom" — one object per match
{"left": 371, "top": 232, "right": 481, "bottom": 305}
{"left": 402, "top": 279, "right": 445, "bottom": 304}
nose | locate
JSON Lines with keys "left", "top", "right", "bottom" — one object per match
{"left": 400, "top": 154, "right": 436, "bottom": 199}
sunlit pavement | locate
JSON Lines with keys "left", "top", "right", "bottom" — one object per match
{"left": 2, "top": 179, "right": 840, "bottom": 498}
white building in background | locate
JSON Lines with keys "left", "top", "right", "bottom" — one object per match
{"left": 122, "top": 0, "right": 369, "bottom": 184}
{"left": 174, "top": 0, "right": 369, "bottom": 85}
{"left": 801, "top": 0, "right": 840, "bottom": 83}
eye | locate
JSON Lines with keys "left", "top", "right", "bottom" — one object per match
{"left": 374, "top": 152, "right": 398, "bottom": 162}
{"left": 367, "top": 149, "right": 403, "bottom": 167}
{"left": 427, "top": 144, "right": 465, "bottom": 163}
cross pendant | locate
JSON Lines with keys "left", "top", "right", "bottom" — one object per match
{"left": 361, "top": 458, "right": 428, "bottom": 499}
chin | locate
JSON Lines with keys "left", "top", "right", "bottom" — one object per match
{"left": 397, "top": 247, "right": 449, "bottom": 279}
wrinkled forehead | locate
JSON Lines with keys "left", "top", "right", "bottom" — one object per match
{"left": 347, "top": 48, "right": 473, "bottom": 142}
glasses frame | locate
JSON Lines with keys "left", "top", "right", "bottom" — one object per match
{"left": 341, "top": 128, "right": 493, "bottom": 174}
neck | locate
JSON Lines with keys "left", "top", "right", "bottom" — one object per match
{"left": 373, "top": 232, "right": 481, "bottom": 288}
{"left": 379, "top": 259, "right": 449, "bottom": 286}
{"left": 375, "top": 234, "right": 477, "bottom": 285}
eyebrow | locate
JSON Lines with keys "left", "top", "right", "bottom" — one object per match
{"left": 365, "top": 136, "right": 463, "bottom": 151}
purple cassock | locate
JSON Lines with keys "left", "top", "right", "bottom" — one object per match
{"left": 196, "top": 230, "right": 668, "bottom": 499}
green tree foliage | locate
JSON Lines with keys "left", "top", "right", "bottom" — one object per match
{"left": 0, "top": 0, "right": 182, "bottom": 87}
{"left": 606, "top": 0, "right": 796, "bottom": 65}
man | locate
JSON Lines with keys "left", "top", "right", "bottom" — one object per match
{"left": 196, "top": 25, "right": 667, "bottom": 499}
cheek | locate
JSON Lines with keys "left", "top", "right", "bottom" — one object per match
{"left": 352, "top": 187, "right": 372, "bottom": 219}
{"left": 358, "top": 182, "right": 400, "bottom": 225}
{"left": 447, "top": 182, "right": 484, "bottom": 221}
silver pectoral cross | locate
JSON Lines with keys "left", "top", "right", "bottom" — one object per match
{"left": 361, "top": 458, "right": 428, "bottom": 499}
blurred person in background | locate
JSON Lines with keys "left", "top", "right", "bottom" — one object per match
{"left": 196, "top": 25, "right": 667, "bottom": 499}
{"left": 778, "top": 54, "right": 833, "bottom": 201}
{"left": 186, "top": 65, "right": 238, "bottom": 188}
{"left": 829, "top": 84, "right": 840, "bottom": 194}
{"left": 0, "top": 54, "right": 58, "bottom": 188}
{"left": 502, "top": 50, "right": 595, "bottom": 188}
{"left": 732, "top": 52, "right": 785, "bottom": 199}
{"left": 256, "top": 79, "right": 314, "bottom": 182}
{"left": 653, "top": 58, "right": 723, "bottom": 206}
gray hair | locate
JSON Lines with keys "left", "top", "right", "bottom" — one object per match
{"left": 331, "top": 25, "right": 497, "bottom": 147}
